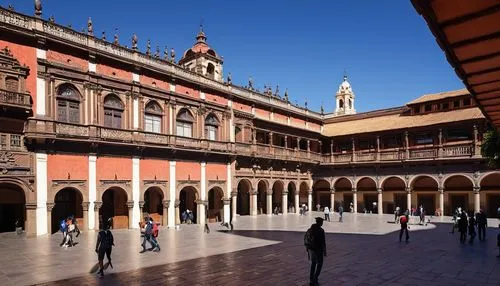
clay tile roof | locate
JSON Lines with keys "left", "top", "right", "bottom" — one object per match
{"left": 406, "top": 88, "right": 469, "bottom": 105}
{"left": 322, "top": 107, "right": 484, "bottom": 137}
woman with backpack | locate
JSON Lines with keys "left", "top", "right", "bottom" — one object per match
{"left": 95, "top": 218, "right": 114, "bottom": 277}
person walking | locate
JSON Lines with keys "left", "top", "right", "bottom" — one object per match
{"left": 468, "top": 212, "right": 476, "bottom": 244}
{"left": 95, "top": 219, "right": 114, "bottom": 277}
{"left": 304, "top": 217, "right": 326, "bottom": 286}
{"left": 140, "top": 216, "right": 158, "bottom": 253}
{"left": 399, "top": 210, "right": 410, "bottom": 242}
{"left": 323, "top": 206, "right": 330, "bottom": 222}
{"left": 394, "top": 206, "right": 400, "bottom": 223}
{"left": 149, "top": 217, "right": 161, "bottom": 251}
{"left": 338, "top": 205, "right": 344, "bottom": 223}
{"left": 458, "top": 210, "right": 468, "bottom": 243}
{"left": 476, "top": 209, "right": 487, "bottom": 241}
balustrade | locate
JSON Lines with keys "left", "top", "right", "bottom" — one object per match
{"left": 409, "top": 147, "right": 437, "bottom": 159}
{"left": 0, "top": 89, "right": 31, "bottom": 108}
{"left": 334, "top": 153, "right": 352, "bottom": 163}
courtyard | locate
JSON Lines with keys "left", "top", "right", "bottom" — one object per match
{"left": 0, "top": 213, "right": 498, "bottom": 286}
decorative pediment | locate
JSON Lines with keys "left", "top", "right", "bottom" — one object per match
{"left": 52, "top": 179, "right": 86, "bottom": 187}
{"left": 143, "top": 179, "right": 168, "bottom": 185}
{"left": 0, "top": 46, "right": 30, "bottom": 77}
{"left": 100, "top": 179, "right": 131, "bottom": 186}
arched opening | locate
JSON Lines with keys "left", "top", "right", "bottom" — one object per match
{"left": 179, "top": 186, "right": 198, "bottom": 224}
{"left": 144, "top": 101, "right": 163, "bottom": 133}
{"left": 272, "top": 181, "right": 284, "bottom": 214}
{"left": 104, "top": 94, "right": 124, "bottom": 129}
{"left": 206, "top": 63, "right": 215, "bottom": 78}
{"left": 480, "top": 172, "right": 500, "bottom": 218}
{"left": 204, "top": 113, "right": 219, "bottom": 141}
{"left": 0, "top": 183, "right": 25, "bottom": 233}
{"left": 334, "top": 178, "right": 353, "bottom": 212}
{"left": 411, "top": 176, "right": 438, "bottom": 215}
{"left": 100, "top": 187, "right": 128, "bottom": 229}
{"left": 237, "top": 179, "right": 251, "bottom": 215}
{"left": 208, "top": 187, "right": 224, "bottom": 222}
{"left": 312, "top": 180, "right": 330, "bottom": 211}
{"left": 57, "top": 84, "right": 81, "bottom": 124}
{"left": 144, "top": 187, "right": 164, "bottom": 224}
{"left": 339, "top": 99, "right": 344, "bottom": 109}
{"left": 444, "top": 175, "right": 473, "bottom": 216}
{"left": 176, "top": 108, "right": 194, "bottom": 137}
{"left": 348, "top": 99, "right": 352, "bottom": 109}
{"left": 357, "top": 177, "right": 378, "bottom": 213}
{"left": 299, "top": 182, "right": 309, "bottom": 207}
{"left": 257, "top": 180, "right": 268, "bottom": 214}
{"left": 381, "top": 177, "right": 406, "bottom": 214}
{"left": 51, "top": 188, "right": 83, "bottom": 234}
{"left": 287, "top": 181, "right": 296, "bottom": 213}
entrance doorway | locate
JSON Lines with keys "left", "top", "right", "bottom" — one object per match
{"left": 51, "top": 188, "right": 83, "bottom": 234}
{"left": 144, "top": 187, "right": 163, "bottom": 224}
{"left": 101, "top": 187, "right": 128, "bottom": 229}
{"left": 343, "top": 194, "right": 353, "bottom": 211}
{"left": 0, "top": 183, "right": 25, "bottom": 233}
{"left": 208, "top": 187, "right": 223, "bottom": 222}
{"left": 179, "top": 186, "right": 198, "bottom": 223}
{"left": 237, "top": 180, "right": 251, "bottom": 215}
{"left": 392, "top": 193, "right": 407, "bottom": 214}
{"left": 363, "top": 194, "right": 377, "bottom": 213}
{"left": 449, "top": 194, "right": 468, "bottom": 215}
{"left": 417, "top": 194, "right": 435, "bottom": 215}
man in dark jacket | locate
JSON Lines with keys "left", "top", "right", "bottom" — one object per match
{"left": 307, "top": 217, "right": 327, "bottom": 286}
{"left": 475, "top": 210, "right": 487, "bottom": 241}
{"left": 458, "top": 210, "right": 468, "bottom": 243}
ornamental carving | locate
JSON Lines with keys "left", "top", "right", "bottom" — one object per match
{"left": 143, "top": 180, "right": 168, "bottom": 185}
{"left": 0, "top": 151, "right": 16, "bottom": 174}
{"left": 52, "top": 179, "right": 86, "bottom": 187}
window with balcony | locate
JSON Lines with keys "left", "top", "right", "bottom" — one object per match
{"left": 144, "top": 101, "right": 162, "bottom": 133}
{"left": 415, "top": 133, "right": 433, "bottom": 145}
{"left": 204, "top": 113, "right": 219, "bottom": 141}
{"left": 56, "top": 84, "right": 81, "bottom": 124}
{"left": 176, "top": 109, "right": 194, "bottom": 137}
{"left": 104, "top": 94, "right": 124, "bottom": 129}
{"left": 446, "top": 129, "right": 472, "bottom": 142}
{"left": 383, "top": 135, "right": 402, "bottom": 149}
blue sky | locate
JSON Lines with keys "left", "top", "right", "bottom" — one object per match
{"left": 11, "top": 0, "right": 463, "bottom": 113}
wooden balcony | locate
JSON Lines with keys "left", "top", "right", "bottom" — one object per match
{"left": 0, "top": 88, "right": 32, "bottom": 111}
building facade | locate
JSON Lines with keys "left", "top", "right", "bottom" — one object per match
{"left": 0, "top": 6, "right": 498, "bottom": 235}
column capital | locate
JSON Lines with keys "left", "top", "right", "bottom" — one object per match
{"left": 196, "top": 200, "right": 208, "bottom": 206}
{"left": 46, "top": 202, "right": 55, "bottom": 211}
{"left": 473, "top": 186, "right": 480, "bottom": 194}
{"left": 438, "top": 187, "right": 444, "bottom": 194}
{"left": 405, "top": 187, "right": 411, "bottom": 194}
{"left": 250, "top": 191, "right": 258, "bottom": 195}
{"left": 25, "top": 202, "right": 37, "bottom": 210}
{"left": 126, "top": 201, "right": 135, "bottom": 209}
{"left": 223, "top": 199, "right": 231, "bottom": 205}
{"left": 94, "top": 201, "right": 103, "bottom": 211}
{"left": 162, "top": 199, "right": 170, "bottom": 208}
{"left": 308, "top": 190, "right": 313, "bottom": 195}
{"left": 352, "top": 188, "right": 357, "bottom": 193}
{"left": 330, "top": 187, "right": 335, "bottom": 194}
{"left": 282, "top": 191, "right": 288, "bottom": 195}
{"left": 82, "top": 201, "right": 90, "bottom": 211}
{"left": 377, "top": 188, "right": 382, "bottom": 194}
{"left": 138, "top": 200, "right": 145, "bottom": 208}
{"left": 174, "top": 200, "right": 180, "bottom": 207}
{"left": 231, "top": 191, "right": 238, "bottom": 197}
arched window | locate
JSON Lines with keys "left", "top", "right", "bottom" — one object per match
{"left": 206, "top": 63, "right": 215, "bottom": 79}
{"left": 5, "top": 76, "right": 19, "bottom": 92}
{"left": 349, "top": 99, "right": 352, "bottom": 108}
{"left": 176, "top": 109, "right": 194, "bottom": 137}
{"left": 339, "top": 99, "right": 344, "bottom": 109}
{"left": 204, "top": 113, "right": 219, "bottom": 141}
{"left": 235, "top": 125, "right": 242, "bottom": 142}
{"left": 144, "top": 101, "right": 162, "bottom": 133}
{"left": 56, "top": 84, "right": 80, "bottom": 123}
{"left": 104, "top": 94, "right": 124, "bottom": 129}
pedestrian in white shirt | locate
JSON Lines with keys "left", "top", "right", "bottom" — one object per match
{"left": 324, "top": 206, "right": 330, "bottom": 222}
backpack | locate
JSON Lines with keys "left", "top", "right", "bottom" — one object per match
{"left": 304, "top": 227, "right": 316, "bottom": 250}
{"left": 100, "top": 230, "right": 113, "bottom": 248}
{"left": 59, "top": 219, "right": 67, "bottom": 232}
{"left": 400, "top": 216, "right": 408, "bottom": 224}
{"left": 152, "top": 222, "right": 159, "bottom": 238}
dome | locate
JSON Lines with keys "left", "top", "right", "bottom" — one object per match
{"left": 180, "top": 29, "right": 221, "bottom": 63}
{"left": 337, "top": 75, "right": 353, "bottom": 94}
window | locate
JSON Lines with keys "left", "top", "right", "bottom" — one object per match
{"left": 358, "top": 139, "right": 374, "bottom": 150}
{"left": 204, "top": 114, "right": 219, "bottom": 141}
{"left": 463, "top": 98, "right": 471, "bottom": 106}
{"left": 144, "top": 101, "right": 162, "bottom": 133}
{"left": 0, "top": 134, "right": 6, "bottom": 149}
{"left": 235, "top": 126, "right": 242, "bottom": 142}
{"left": 176, "top": 109, "right": 194, "bottom": 137}
{"left": 5, "top": 76, "right": 19, "bottom": 92}
{"left": 104, "top": 94, "right": 124, "bottom": 129}
{"left": 453, "top": 100, "right": 460, "bottom": 108}
{"left": 446, "top": 129, "right": 472, "bottom": 141}
{"left": 414, "top": 106, "right": 420, "bottom": 114}
{"left": 442, "top": 102, "right": 449, "bottom": 110}
{"left": 339, "top": 99, "right": 344, "bottom": 109}
{"left": 10, "top": 135, "right": 21, "bottom": 148}
{"left": 206, "top": 63, "right": 215, "bottom": 79}
{"left": 56, "top": 84, "right": 80, "bottom": 123}
{"left": 415, "top": 134, "right": 433, "bottom": 145}
{"left": 383, "top": 135, "right": 402, "bottom": 149}
{"left": 424, "top": 104, "right": 432, "bottom": 112}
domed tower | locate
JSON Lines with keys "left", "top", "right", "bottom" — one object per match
{"left": 179, "top": 26, "right": 223, "bottom": 82}
{"left": 335, "top": 75, "right": 356, "bottom": 115}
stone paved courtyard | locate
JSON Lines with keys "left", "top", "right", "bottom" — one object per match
{"left": 0, "top": 213, "right": 499, "bottom": 286}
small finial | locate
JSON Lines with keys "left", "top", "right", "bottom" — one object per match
{"left": 34, "top": 0, "right": 42, "bottom": 17}
{"left": 305, "top": 98, "right": 308, "bottom": 109}
{"left": 132, "top": 33, "right": 138, "bottom": 50}
{"left": 101, "top": 31, "right": 107, "bottom": 41}
{"left": 154, "top": 45, "right": 160, "bottom": 58}
{"left": 67, "top": 23, "right": 72, "bottom": 28}
{"left": 248, "top": 76, "right": 254, "bottom": 90}
{"left": 274, "top": 85, "right": 280, "bottom": 97}
{"left": 87, "top": 17, "right": 93, "bottom": 36}
{"left": 67, "top": 172, "right": 70, "bottom": 180}
{"left": 227, "top": 72, "right": 232, "bottom": 85}
{"left": 146, "top": 39, "right": 151, "bottom": 56}
{"left": 170, "top": 48, "right": 175, "bottom": 63}
{"left": 113, "top": 28, "right": 119, "bottom": 45}
{"left": 8, "top": 4, "right": 14, "bottom": 11}
{"left": 163, "top": 46, "right": 168, "bottom": 60}
{"left": 49, "top": 15, "right": 55, "bottom": 23}
{"left": 284, "top": 88, "right": 289, "bottom": 102}
{"left": 320, "top": 104, "right": 324, "bottom": 115}
{"left": 343, "top": 69, "right": 348, "bottom": 81}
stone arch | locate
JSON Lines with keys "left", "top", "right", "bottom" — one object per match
{"left": 356, "top": 177, "right": 377, "bottom": 213}
{"left": 0, "top": 180, "right": 28, "bottom": 233}
{"left": 333, "top": 177, "right": 354, "bottom": 188}
{"left": 208, "top": 186, "right": 224, "bottom": 222}
{"left": 312, "top": 179, "right": 330, "bottom": 210}
{"left": 381, "top": 176, "right": 407, "bottom": 214}
{"left": 140, "top": 183, "right": 168, "bottom": 202}
{"left": 179, "top": 186, "right": 199, "bottom": 224}
{"left": 0, "top": 178, "right": 33, "bottom": 203}
{"left": 55, "top": 82, "right": 84, "bottom": 100}
{"left": 207, "top": 181, "right": 226, "bottom": 198}
{"left": 257, "top": 179, "right": 269, "bottom": 214}
{"left": 272, "top": 180, "right": 285, "bottom": 212}
{"left": 100, "top": 186, "right": 129, "bottom": 229}
{"left": 355, "top": 176, "right": 377, "bottom": 189}
{"left": 50, "top": 183, "right": 88, "bottom": 204}
{"left": 333, "top": 177, "right": 354, "bottom": 212}
{"left": 443, "top": 174, "right": 474, "bottom": 215}
{"left": 143, "top": 186, "right": 164, "bottom": 223}
{"left": 299, "top": 181, "right": 309, "bottom": 206}
{"left": 51, "top": 187, "right": 84, "bottom": 234}
{"left": 410, "top": 175, "right": 439, "bottom": 215}
{"left": 380, "top": 176, "right": 407, "bottom": 189}
{"left": 287, "top": 181, "right": 297, "bottom": 213}
{"left": 479, "top": 171, "right": 500, "bottom": 217}
{"left": 236, "top": 178, "right": 252, "bottom": 216}
{"left": 409, "top": 175, "right": 439, "bottom": 190}
{"left": 443, "top": 174, "right": 474, "bottom": 190}
{"left": 97, "top": 183, "right": 132, "bottom": 205}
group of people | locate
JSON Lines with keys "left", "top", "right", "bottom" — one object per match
{"left": 394, "top": 205, "right": 428, "bottom": 226}
{"left": 452, "top": 207, "right": 488, "bottom": 244}
{"left": 139, "top": 215, "right": 161, "bottom": 252}
{"left": 181, "top": 209, "right": 194, "bottom": 224}
{"left": 59, "top": 216, "right": 80, "bottom": 248}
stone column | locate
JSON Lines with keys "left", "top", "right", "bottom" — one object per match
{"left": 406, "top": 187, "right": 412, "bottom": 212}
{"left": 197, "top": 200, "right": 207, "bottom": 225}
{"left": 162, "top": 200, "right": 169, "bottom": 226}
{"left": 174, "top": 200, "right": 181, "bottom": 225}
{"left": 25, "top": 203, "right": 37, "bottom": 236}
{"left": 282, "top": 192, "right": 288, "bottom": 215}
{"left": 82, "top": 202, "right": 89, "bottom": 231}
{"left": 46, "top": 202, "right": 55, "bottom": 234}
{"left": 473, "top": 187, "right": 480, "bottom": 213}
{"left": 223, "top": 199, "right": 231, "bottom": 223}
{"left": 231, "top": 191, "right": 237, "bottom": 219}
{"left": 267, "top": 193, "right": 273, "bottom": 215}
{"left": 353, "top": 188, "right": 358, "bottom": 213}
{"left": 376, "top": 136, "right": 381, "bottom": 161}
{"left": 94, "top": 201, "right": 102, "bottom": 230}
{"left": 473, "top": 124, "right": 481, "bottom": 157}
{"left": 330, "top": 188, "right": 335, "bottom": 210}
{"left": 438, "top": 187, "right": 444, "bottom": 216}
{"left": 294, "top": 193, "right": 299, "bottom": 214}
{"left": 250, "top": 191, "right": 258, "bottom": 216}
{"left": 377, "top": 188, "right": 383, "bottom": 214}
{"left": 127, "top": 201, "right": 135, "bottom": 229}
{"left": 307, "top": 190, "right": 313, "bottom": 212}
{"left": 139, "top": 201, "right": 145, "bottom": 218}
{"left": 438, "top": 129, "right": 443, "bottom": 158}
{"left": 404, "top": 131, "right": 409, "bottom": 159}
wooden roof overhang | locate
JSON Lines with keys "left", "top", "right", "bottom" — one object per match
{"left": 411, "top": 0, "right": 500, "bottom": 131}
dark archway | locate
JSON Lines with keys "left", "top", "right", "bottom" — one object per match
{"left": 334, "top": 178, "right": 353, "bottom": 211}
{"left": 272, "top": 181, "right": 284, "bottom": 213}
{"left": 208, "top": 187, "right": 224, "bottom": 222}
{"left": 144, "top": 187, "right": 164, "bottom": 225}
{"left": 357, "top": 177, "right": 378, "bottom": 213}
{"left": 287, "top": 181, "right": 296, "bottom": 213}
{"left": 299, "top": 182, "right": 309, "bottom": 206}
{"left": 411, "top": 176, "right": 439, "bottom": 215}
{"left": 313, "top": 180, "right": 330, "bottom": 210}
{"left": 444, "top": 175, "right": 473, "bottom": 215}
{"left": 179, "top": 186, "right": 198, "bottom": 223}
{"left": 480, "top": 172, "right": 500, "bottom": 218}
{"left": 51, "top": 188, "right": 83, "bottom": 234}
{"left": 101, "top": 187, "right": 128, "bottom": 229}
{"left": 381, "top": 176, "right": 406, "bottom": 214}
{"left": 257, "top": 180, "right": 268, "bottom": 214}
{"left": 0, "top": 183, "right": 25, "bottom": 233}
{"left": 237, "top": 179, "right": 251, "bottom": 215}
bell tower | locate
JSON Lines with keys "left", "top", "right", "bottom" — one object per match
{"left": 335, "top": 75, "right": 356, "bottom": 115}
